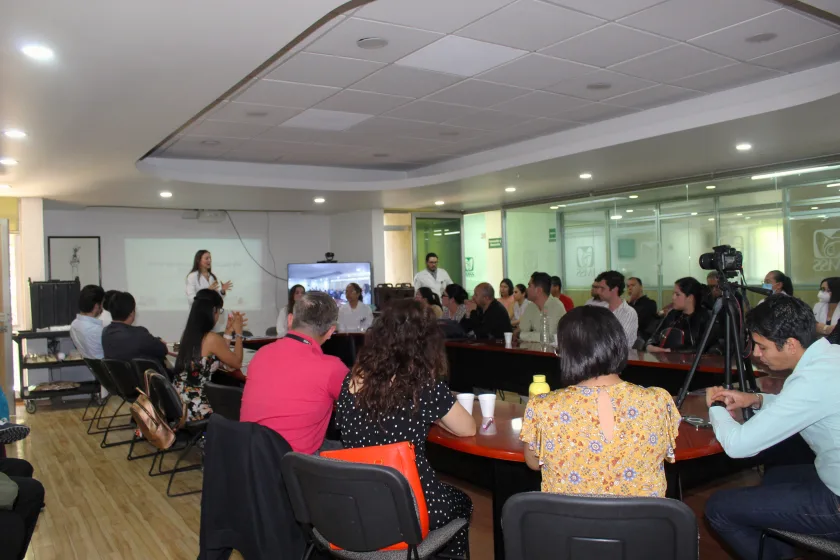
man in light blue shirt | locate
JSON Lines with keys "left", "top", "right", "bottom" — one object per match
{"left": 70, "top": 285, "right": 106, "bottom": 359}
{"left": 704, "top": 295, "right": 840, "bottom": 559}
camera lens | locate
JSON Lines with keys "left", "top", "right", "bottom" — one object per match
{"left": 698, "top": 252, "right": 716, "bottom": 270}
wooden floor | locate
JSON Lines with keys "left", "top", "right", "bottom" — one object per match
{"left": 8, "top": 399, "right": 751, "bottom": 559}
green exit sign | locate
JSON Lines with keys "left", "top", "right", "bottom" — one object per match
{"left": 549, "top": 228, "right": 557, "bottom": 242}
{"left": 488, "top": 237, "right": 503, "bottom": 249}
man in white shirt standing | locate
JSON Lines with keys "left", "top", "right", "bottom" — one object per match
{"left": 593, "top": 271, "right": 638, "bottom": 350}
{"left": 413, "top": 252, "right": 453, "bottom": 299}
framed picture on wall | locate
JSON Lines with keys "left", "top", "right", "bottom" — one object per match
{"left": 47, "top": 236, "right": 102, "bottom": 287}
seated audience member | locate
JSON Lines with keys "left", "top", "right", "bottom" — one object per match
{"left": 646, "top": 277, "right": 714, "bottom": 354}
{"left": 173, "top": 289, "right": 246, "bottom": 421}
{"left": 550, "top": 276, "right": 574, "bottom": 312}
{"left": 100, "top": 289, "right": 118, "bottom": 328}
{"left": 511, "top": 283, "right": 529, "bottom": 328}
{"left": 70, "top": 284, "right": 106, "bottom": 359}
{"left": 815, "top": 276, "right": 840, "bottom": 337}
{"left": 337, "top": 282, "right": 373, "bottom": 332}
{"left": 706, "top": 271, "right": 722, "bottom": 299}
{"left": 276, "top": 284, "right": 305, "bottom": 338}
{"left": 461, "top": 282, "right": 512, "bottom": 339}
{"left": 521, "top": 306, "right": 679, "bottom": 496}
{"left": 415, "top": 287, "right": 444, "bottom": 319}
{"left": 626, "top": 277, "right": 658, "bottom": 340}
{"left": 335, "top": 299, "right": 475, "bottom": 557}
{"left": 704, "top": 295, "right": 840, "bottom": 560}
{"left": 241, "top": 292, "right": 348, "bottom": 454}
{"left": 441, "top": 283, "right": 468, "bottom": 322}
{"left": 0, "top": 457, "right": 45, "bottom": 560}
{"left": 585, "top": 280, "right": 609, "bottom": 308}
{"left": 763, "top": 269, "right": 794, "bottom": 296}
{"left": 101, "top": 291, "right": 168, "bottom": 364}
{"left": 498, "top": 278, "right": 515, "bottom": 319}
{"left": 593, "top": 271, "right": 638, "bottom": 350}
{"left": 517, "top": 272, "right": 566, "bottom": 342}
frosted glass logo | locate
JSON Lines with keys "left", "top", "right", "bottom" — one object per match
{"left": 576, "top": 246, "right": 595, "bottom": 277}
{"left": 465, "top": 257, "right": 475, "bottom": 278}
{"left": 813, "top": 229, "right": 840, "bottom": 272}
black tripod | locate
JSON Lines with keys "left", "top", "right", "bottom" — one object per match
{"left": 675, "top": 271, "right": 759, "bottom": 416}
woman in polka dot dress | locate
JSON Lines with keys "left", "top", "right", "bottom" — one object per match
{"left": 335, "top": 299, "right": 477, "bottom": 557}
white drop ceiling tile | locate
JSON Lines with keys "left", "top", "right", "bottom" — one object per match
{"left": 541, "top": 24, "right": 677, "bottom": 68}
{"left": 233, "top": 139, "right": 318, "bottom": 156}
{"left": 351, "top": 66, "right": 463, "bottom": 97}
{"left": 444, "top": 110, "right": 534, "bottom": 130}
{"left": 670, "top": 63, "right": 784, "bottom": 92}
{"left": 610, "top": 44, "right": 735, "bottom": 82}
{"left": 220, "top": 151, "right": 282, "bottom": 163}
{"left": 314, "top": 89, "right": 414, "bottom": 115}
{"left": 542, "top": 0, "right": 668, "bottom": 20}
{"left": 618, "top": 0, "right": 780, "bottom": 41}
{"left": 396, "top": 35, "right": 527, "bottom": 77}
{"left": 606, "top": 84, "right": 705, "bottom": 109}
{"left": 397, "top": 124, "right": 487, "bottom": 143}
{"left": 364, "top": 135, "right": 448, "bottom": 152}
{"left": 544, "top": 70, "right": 656, "bottom": 101}
{"left": 345, "top": 116, "right": 438, "bottom": 137}
{"left": 306, "top": 18, "right": 443, "bottom": 63}
{"left": 165, "top": 136, "right": 243, "bottom": 158}
{"left": 354, "top": 0, "right": 515, "bottom": 33}
{"left": 264, "top": 53, "right": 385, "bottom": 88}
{"left": 554, "top": 102, "right": 640, "bottom": 122}
{"left": 383, "top": 100, "right": 480, "bottom": 123}
{"left": 205, "top": 102, "right": 302, "bottom": 126}
{"left": 278, "top": 108, "right": 374, "bottom": 131}
{"left": 235, "top": 80, "right": 341, "bottom": 109}
{"left": 257, "top": 126, "right": 367, "bottom": 145}
{"left": 749, "top": 33, "right": 840, "bottom": 72}
{"left": 477, "top": 54, "right": 596, "bottom": 89}
{"left": 426, "top": 80, "right": 531, "bottom": 108}
{"left": 690, "top": 9, "right": 838, "bottom": 60}
{"left": 490, "top": 90, "right": 591, "bottom": 117}
{"left": 456, "top": 0, "right": 605, "bottom": 51}
{"left": 189, "top": 119, "right": 273, "bottom": 139}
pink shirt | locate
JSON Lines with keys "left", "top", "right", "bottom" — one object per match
{"left": 240, "top": 331, "right": 348, "bottom": 454}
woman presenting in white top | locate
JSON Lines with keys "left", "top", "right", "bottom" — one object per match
{"left": 185, "top": 250, "right": 232, "bottom": 305}
{"left": 814, "top": 277, "right": 840, "bottom": 336}
{"left": 338, "top": 283, "right": 374, "bottom": 332}
{"left": 276, "top": 284, "right": 305, "bottom": 337}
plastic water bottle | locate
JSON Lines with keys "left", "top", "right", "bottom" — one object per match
{"left": 539, "top": 310, "right": 550, "bottom": 348}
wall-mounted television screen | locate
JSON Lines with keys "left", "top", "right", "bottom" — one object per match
{"left": 287, "top": 262, "right": 373, "bottom": 305}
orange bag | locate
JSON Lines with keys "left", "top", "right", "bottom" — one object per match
{"left": 320, "top": 441, "right": 429, "bottom": 551}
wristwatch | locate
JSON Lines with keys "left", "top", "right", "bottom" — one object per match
{"left": 223, "top": 333, "right": 241, "bottom": 341}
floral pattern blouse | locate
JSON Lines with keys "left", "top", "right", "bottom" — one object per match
{"left": 174, "top": 355, "right": 222, "bottom": 422}
{"left": 520, "top": 381, "right": 680, "bottom": 497}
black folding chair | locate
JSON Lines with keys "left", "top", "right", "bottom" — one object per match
{"left": 281, "top": 452, "right": 469, "bottom": 560}
{"left": 101, "top": 359, "right": 155, "bottom": 460}
{"left": 70, "top": 329, "right": 102, "bottom": 422}
{"left": 204, "top": 382, "right": 243, "bottom": 421}
{"left": 82, "top": 358, "right": 132, "bottom": 436}
{"left": 502, "top": 492, "right": 698, "bottom": 560}
{"left": 132, "top": 357, "right": 172, "bottom": 382}
{"left": 759, "top": 529, "right": 840, "bottom": 559}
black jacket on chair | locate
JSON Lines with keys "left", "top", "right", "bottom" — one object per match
{"left": 628, "top": 295, "right": 658, "bottom": 338}
{"left": 199, "top": 414, "right": 307, "bottom": 560}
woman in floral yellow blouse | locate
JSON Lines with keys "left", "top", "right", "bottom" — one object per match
{"left": 520, "top": 305, "right": 681, "bottom": 497}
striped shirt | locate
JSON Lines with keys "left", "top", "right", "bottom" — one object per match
{"left": 612, "top": 300, "right": 639, "bottom": 350}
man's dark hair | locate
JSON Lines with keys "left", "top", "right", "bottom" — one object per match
{"left": 425, "top": 252, "right": 438, "bottom": 263}
{"left": 745, "top": 294, "right": 816, "bottom": 350}
{"left": 531, "top": 272, "right": 551, "bottom": 297}
{"left": 595, "top": 270, "right": 626, "bottom": 297}
{"left": 556, "top": 306, "right": 628, "bottom": 386}
{"left": 109, "top": 291, "right": 136, "bottom": 322}
{"left": 628, "top": 276, "right": 642, "bottom": 287}
{"left": 102, "top": 290, "right": 120, "bottom": 312}
{"left": 550, "top": 276, "right": 562, "bottom": 291}
{"left": 78, "top": 285, "right": 105, "bottom": 313}
{"left": 291, "top": 291, "right": 339, "bottom": 337}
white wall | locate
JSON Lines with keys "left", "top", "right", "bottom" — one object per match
{"left": 329, "top": 209, "right": 386, "bottom": 286}
{"left": 19, "top": 198, "right": 46, "bottom": 330}
{"left": 506, "top": 210, "right": 561, "bottom": 287}
{"left": 43, "top": 208, "right": 330, "bottom": 340}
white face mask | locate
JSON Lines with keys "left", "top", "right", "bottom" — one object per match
{"left": 818, "top": 291, "right": 831, "bottom": 303}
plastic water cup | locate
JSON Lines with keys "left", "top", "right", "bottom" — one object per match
{"left": 478, "top": 393, "right": 497, "bottom": 418}
{"left": 504, "top": 332, "right": 513, "bottom": 347}
{"left": 456, "top": 393, "right": 475, "bottom": 415}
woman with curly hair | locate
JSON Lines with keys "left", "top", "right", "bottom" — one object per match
{"left": 334, "top": 299, "right": 476, "bottom": 556}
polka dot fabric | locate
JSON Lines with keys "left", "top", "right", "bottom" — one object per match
{"left": 335, "top": 374, "right": 473, "bottom": 555}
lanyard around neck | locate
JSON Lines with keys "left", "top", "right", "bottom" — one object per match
{"left": 284, "top": 333, "right": 312, "bottom": 345}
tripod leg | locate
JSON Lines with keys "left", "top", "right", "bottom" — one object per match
{"left": 723, "top": 297, "right": 754, "bottom": 420}
{"left": 676, "top": 297, "right": 724, "bottom": 408}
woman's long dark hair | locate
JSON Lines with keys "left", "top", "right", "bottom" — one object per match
{"left": 500, "top": 278, "right": 514, "bottom": 298}
{"left": 352, "top": 299, "right": 447, "bottom": 421}
{"left": 515, "top": 283, "right": 527, "bottom": 299}
{"left": 188, "top": 250, "right": 217, "bottom": 282}
{"left": 417, "top": 287, "right": 442, "bottom": 308}
{"left": 175, "top": 289, "right": 223, "bottom": 373}
{"left": 443, "top": 283, "right": 468, "bottom": 305}
{"left": 822, "top": 277, "right": 840, "bottom": 304}
{"left": 769, "top": 270, "right": 794, "bottom": 296}
{"left": 675, "top": 277, "right": 706, "bottom": 314}
{"left": 286, "top": 284, "right": 305, "bottom": 317}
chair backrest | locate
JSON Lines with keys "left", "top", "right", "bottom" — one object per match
{"left": 132, "top": 358, "right": 169, "bottom": 382}
{"left": 281, "top": 452, "right": 423, "bottom": 552}
{"left": 204, "top": 382, "right": 243, "bottom": 421}
{"left": 320, "top": 335, "right": 357, "bottom": 368}
{"left": 84, "top": 358, "right": 118, "bottom": 396}
{"left": 265, "top": 326, "right": 277, "bottom": 337}
{"left": 147, "top": 370, "right": 186, "bottom": 425}
{"left": 502, "top": 492, "right": 698, "bottom": 560}
{"left": 101, "top": 359, "right": 142, "bottom": 401}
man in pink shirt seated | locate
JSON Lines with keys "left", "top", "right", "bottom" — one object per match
{"left": 240, "top": 291, "right": 348, "bottom": 454}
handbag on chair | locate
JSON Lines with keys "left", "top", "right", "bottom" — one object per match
{"left": 130, "top": 370, "right": 185, "bottom": 450}
{"left": 320, "top": 441, "right": 429, "bottom": 551}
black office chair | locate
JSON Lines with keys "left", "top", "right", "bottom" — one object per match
{"left": 100, "top": 359, "right": 147, "bottom": 450}
{"left": 281, "top": 452, "right": 469, "bottom": 560}
{"left": 265, "top": 326, "right": 278, "bottom": 337}
{"left": 132, "top": 357, "right": 171, "bottom": 382}
{"left": 759, "top": 529, "right": 840, "bottom": 559}
{"left": 502, "top": 492, "right": 698, "bottom": 560}
{"left": 321, "top": 335, "right": 357, "bottom": 368}
{"left": 204, "top": 382, "right": 243, "bottom": 421}
{"left": 82, "top": 358, "right": 132, "bottom": 437}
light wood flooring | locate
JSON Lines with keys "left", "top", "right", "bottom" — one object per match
{"left": 7, "top": 399, "right": 752, "bottom": 559}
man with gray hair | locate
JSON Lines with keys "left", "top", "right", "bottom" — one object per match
{"left": 241, "top": 292, "right": 348, "bottom": 454}
{"left": 460, "top": 282, "right": 513, "bottom": 339}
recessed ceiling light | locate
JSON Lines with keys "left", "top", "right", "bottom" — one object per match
{"left": 505, "top": 186, "right": 516, "bottom": 192}
{"left": 745, "top": 216, "right": 751, "bottom": 220}
{"left": 610, "top": 214, "right": 622, "bottom": 220}
{"left": 708, "top": 217, "right": 715, "bottom": 221}
{"left": 736, "top": 143, "right": 752, "bottom": 151}
{"left": 0, "top": 158, "right": 18, "bottom": 166}
{"left": 705, "top": 185, "right": 716, "bottom": 189}
{"left": 0, "top": 184, "right": 11, "bottom": 190}
{"left": 579, "top": 173, "right": 592, "bottom": 179}
{"left": 811, "top": 206, "right": 819, "bottom": 210}
{"left": 21, "top": 44, "right": 54, "bottom": 61}
{"left": 159, "top": 191, "right": 173, "bottom": 198}
{"left": 827, "top": 183, "right": 840, "bottom": 188}
{"left": 200, "top": 139, "right": 220, "bottom": 146}
{"left": 314, "top": 197, "right": 326, "bottom": 204}
{"left": 819, "top": 215, "right": 827, "bottom": 219}
{"left": 435, "top": 200, "right": 445, "bottom": 206}
{"left": 736, "top": 213, "right": 743, "bottom": 216}
{"left": 357, "top": 37, "right": 389, "bottom": 50}
{"left": 549, "top": 205, "right": 559, "bottom": 210}
{"left": 691, "top": 212, "right": 698, "bottom": 216}
{"left": 628, "top": 195, "right": 639, "bottom": 199}
{"left": 746, "top": 32, "right": 777, "bottom": 43}
{"left": 3, "top": 129, "right": 26, "bottom": 139}
{"left": 558, "top": 204, "right": 566, "bottom": 207}
{"left": 586, "top": 83, "right": 612, "bottom": 91}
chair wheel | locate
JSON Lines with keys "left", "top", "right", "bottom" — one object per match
{"left": 25, "top": 401, "right": 36, "bottom": 414}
